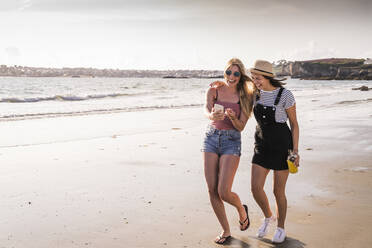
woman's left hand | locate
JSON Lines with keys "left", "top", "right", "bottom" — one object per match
{"left": 294, "top": 154, "right": 300, "bottom": 167}
{"left": 225, "top": 108, "right": 237, "bottom": 121}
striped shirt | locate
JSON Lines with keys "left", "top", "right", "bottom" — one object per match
{"left": 255, "top": 87, "right": 296, "bottom": 123}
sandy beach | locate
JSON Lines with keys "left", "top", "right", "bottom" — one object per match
{"left": 2, "top": 0, "right": 372, "bottom": 246}
{"left": 0, "top": 99, "right": 371, "bottom": 247}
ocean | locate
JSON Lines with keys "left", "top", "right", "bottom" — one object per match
{"left": 0, "top": 76, "right": 371, "bottom": 121}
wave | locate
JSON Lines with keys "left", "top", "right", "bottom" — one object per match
{"left": 0, "top": 103, "right": 203, "bottom": 121}
{"left": 0, "top": 92, "right": 148, "bottom": 103}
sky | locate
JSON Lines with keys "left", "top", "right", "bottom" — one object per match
{"left": 0, "top": 0, "right": 371, "bottom": 69}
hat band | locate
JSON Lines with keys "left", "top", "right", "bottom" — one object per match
{"left": 253, "top": 68, "right": 274, "bottom": 76}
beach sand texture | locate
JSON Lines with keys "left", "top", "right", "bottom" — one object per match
{"left": 0, "top": 91, "right": 372, "bottom": 248}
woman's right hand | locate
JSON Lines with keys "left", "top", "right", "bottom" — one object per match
{"left": 209, "top": 81, "right": 225, "bottom": 88}
{"left": 210, "top": 107, "right": 225, "bottom": 121}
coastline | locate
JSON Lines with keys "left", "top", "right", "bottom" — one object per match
{"left": 2, "top": 57, "right": 372, "bottom": 80}
{"left": 0, "top": 104, "right": 371, "bottom": 247}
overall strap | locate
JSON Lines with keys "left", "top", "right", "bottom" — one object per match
{"left": 274, "top": 87, "right": 284, "bottom": 106}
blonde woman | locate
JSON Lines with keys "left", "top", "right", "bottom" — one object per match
{"left": 202, "top": 58, "right": 254, "bottom": 244}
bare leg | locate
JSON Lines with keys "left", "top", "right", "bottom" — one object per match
{"left": 273, "top": 169, "right": 289, "bottom": 228}
{"left": 218, "top": 155, "right": 248, "bottom": 229}
{"left": 251, "top": 164, "right": 272, "bottom": 218}
{"left": 203, "top": 152, "right": 230, "bottom": 237}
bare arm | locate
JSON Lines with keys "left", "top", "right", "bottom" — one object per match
{"left": 286, "top": 103, "right": 300, "bottom": 166}
{"left": 204, "top": 87, "right": 224, "bottom": 121}
{"left": 226, "top": 108, "right": 248, "bottom": 132}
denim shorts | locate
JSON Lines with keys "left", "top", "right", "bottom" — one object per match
{"left": 201, "top": 125, "right": 241, "bottom": 157}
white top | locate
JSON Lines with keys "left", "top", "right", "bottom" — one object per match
{"left": 255, "top": 87, "right": 296, "bottom": 123}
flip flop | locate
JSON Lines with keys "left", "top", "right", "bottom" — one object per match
{"left": 239, "top": 204, "right": 250, "bottom": 231}
{"left": 214, "top": 235, "right": 231, "bottom": 244}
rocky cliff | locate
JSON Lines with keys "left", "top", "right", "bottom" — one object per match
{"left": 274, "top": 58, "right": 372, "bottom": 80}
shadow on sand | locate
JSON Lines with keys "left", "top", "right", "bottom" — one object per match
{"left": 216, "top": 236, "right": 305, "bottom": 248}
{"left": 221, "top": 236, "right": 251, "bottom": 247}
{"left": 259, "top": 236, "right": 306, "bottom": 248}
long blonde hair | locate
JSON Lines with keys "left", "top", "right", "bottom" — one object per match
{"left": 224, "top": 58, "right": 255, "bottom": 118}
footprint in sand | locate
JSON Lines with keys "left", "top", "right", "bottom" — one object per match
{"left": 325, "top": 200, "right": 336, "bottom": 206}
{"left": 139, "top": 143, "right": 157, "bottom": 148}
{"left": 313, "top": 198, "right": 336, "bottom": 207}
{"left": 297, "top": 214, "right": 312, "bottom": 224}
{"left": 343, "top": 167, "right": 370, "bottom": 173}
{"left": 344, "top": 190, "right": 355, "bottom": 195}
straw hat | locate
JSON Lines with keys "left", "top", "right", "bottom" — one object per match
{"left": 249, "top": 60, "right": 275, "bottom": 78}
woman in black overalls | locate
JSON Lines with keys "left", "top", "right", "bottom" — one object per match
{"left": 249, "top": 60, "right": 300, "bottom": 243}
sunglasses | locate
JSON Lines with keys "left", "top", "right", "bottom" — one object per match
{"left": 225, "top": 70, "right": 241, "bottom": 77}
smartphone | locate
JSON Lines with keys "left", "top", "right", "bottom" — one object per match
{"left": 214, "top": 103, "right": 224, "bottom": 113}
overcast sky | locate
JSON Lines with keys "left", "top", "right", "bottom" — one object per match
{"left": 0, "top": 0, "right": 371, "bottom": 69}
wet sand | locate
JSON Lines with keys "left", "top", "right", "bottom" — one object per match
{"left": 0, "top": 104, "right": 371, "bottom": 248}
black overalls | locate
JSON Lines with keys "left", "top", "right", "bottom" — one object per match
{"left": 252, "top": 87, "right": 293, "bottom": 170}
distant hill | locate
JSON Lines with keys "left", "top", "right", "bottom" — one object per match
{"left": 0, "top": 65, "right": 224, "bottom": 79}
{"left": 274, "top": 58, "right": 372, "bottom": 80}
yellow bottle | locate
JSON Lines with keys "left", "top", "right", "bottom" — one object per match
{"left": 287, "top": 153, "right": 298, "bottom": 174}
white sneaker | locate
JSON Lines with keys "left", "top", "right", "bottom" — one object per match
{"left": 272, "top": 227, "right": 286, "bottom": 243}
{"left": 257, "top": 216, "right": 276, "bottom": 238}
